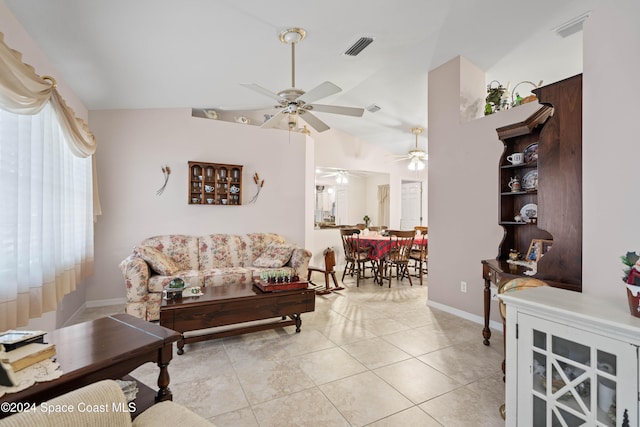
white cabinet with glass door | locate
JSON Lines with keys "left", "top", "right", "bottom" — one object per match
{"left": 501, "top": 286, "right": 639, "bottom": 427}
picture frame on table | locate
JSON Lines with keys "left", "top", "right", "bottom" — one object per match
{"left": 526, "top": 239, "right": 553, "bottom": 262}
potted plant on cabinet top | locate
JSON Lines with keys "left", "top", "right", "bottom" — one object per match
{"left": 621, "top": 251, "right": 640, "bottom": 317}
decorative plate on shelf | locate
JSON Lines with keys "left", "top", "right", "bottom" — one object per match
{"left": 520, "top": 203, "right": 538, "bottom": 220}
{"left": 521, "top": 170, "right": 538, "bottom": 191}
{"left": 523, "top": 142, "right": 538, "bottom": 163}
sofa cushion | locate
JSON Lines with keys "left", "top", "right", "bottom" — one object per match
{"left": 134, "top": 245, "right": 179, "bottom": 275}
{"left": 199, "top": 234, "right": 243, "bottom": 269}
{"left": 148, "top": 270, "right": 203, "bottom": 292}
{"left": 240, "top": 233, "right": 286, "bottom": 267}
{"left": 253, "top": 243, "right": 294, "bottom": 268}
{"left": 202, "top": 267, "right": 252, "bottom": 287}
{"left": 139, "top": 235, "right": 200, "bottom": 271}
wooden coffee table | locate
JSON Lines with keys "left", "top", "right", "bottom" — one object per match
{"left": 160, "top": 282, "right": 315, "bottom": 354}
{"left": 0, "top": 314, "right": 180, "bottom": 419}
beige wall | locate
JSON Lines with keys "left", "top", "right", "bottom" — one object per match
{"left": 582, "top": 0, "right": 640, "bottom": 298}
{"left": 427, "top": 56, "right": 542, "bottom": 324}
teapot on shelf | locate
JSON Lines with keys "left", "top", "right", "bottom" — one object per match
{"left": 508, "top": 176, "right": 521, "bottom": 192}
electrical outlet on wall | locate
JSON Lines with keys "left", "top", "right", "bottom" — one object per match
{"left": 491, "top": 286, "right": 498, "bottom": 301}
{"left": 460, "top": 281, "right": 467, "bottom": 293}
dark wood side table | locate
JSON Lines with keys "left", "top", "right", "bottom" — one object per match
{"left": 0, "top": 314, "right": 180, "bottom": 419}
{"left": 481, "top": 259, "right": 576, "bottom": 346}
{"left": 481, "top": 259, "right": 530, "bottom": 345}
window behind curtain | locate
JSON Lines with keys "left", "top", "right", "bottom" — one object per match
{"left": 0, "top": 103, "right": 93, "bottom": 330}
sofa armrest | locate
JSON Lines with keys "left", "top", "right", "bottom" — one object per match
{"left": 133, "top": 401, "right": 213, "bottom": 426}
{"left": 0, "top": 380, "right": 131, "bottom": 427}
{"left": 289, "top": 248, "right": 312, "bottom": 281}
{"left": 119, "top": 255, "right": 151, "bottom": 303}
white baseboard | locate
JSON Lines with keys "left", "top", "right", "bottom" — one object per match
{"left": 85, "top": 297, "right": 126, "bottom": 308}
{"left": 427, "top": 300, "right": 503, "bottom": 333}
{"left": 62, "top": 302, "right": 87, "bottom": 327}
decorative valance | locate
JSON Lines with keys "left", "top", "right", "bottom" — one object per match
{"left": 0, "top": 32, "right": 96, "bottom": 158}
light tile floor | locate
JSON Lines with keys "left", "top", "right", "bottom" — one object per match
{"left": 76, "top": 273, "right": 506, "bottom": 426}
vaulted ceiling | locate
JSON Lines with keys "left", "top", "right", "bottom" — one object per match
{"left": 5, "top": 0, "right": 594, "bottom": 155}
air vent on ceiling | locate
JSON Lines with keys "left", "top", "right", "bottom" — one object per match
{"left": 554, "top": 11, "right": 591, "bottom": 38}
{"left": 366, "top": 104, "right": 381, "bottom": 113}
{"left": 344, "top": 36, "right": 374, "bottom": 56}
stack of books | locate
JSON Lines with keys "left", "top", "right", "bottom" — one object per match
{"left": 0, "top": 330, "right": 56, "bottom": 387}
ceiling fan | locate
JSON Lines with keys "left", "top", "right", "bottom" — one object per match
{"left": 315, "top": 167, "right": 371, "bottom": 185}
{"left": 390, "top": 127, "right": 428, "bottom": 170}
{"left": 193, "top": 28, "right": 364, "bottom": 133}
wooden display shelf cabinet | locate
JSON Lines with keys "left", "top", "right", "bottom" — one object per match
{"left": 494, "top": 74, "right": 582, "bottom": 290}
{"left": 480, "top": 75, "right": 583, "bottom": 346}
{"left": 189, "top": 161, "right": 242, "bottom": 205}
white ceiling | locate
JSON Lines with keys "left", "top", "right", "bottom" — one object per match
{"left": 5, "top": 0, "right": 594, "bottom": 155}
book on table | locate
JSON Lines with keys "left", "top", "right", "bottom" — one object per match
{"left": 0, "top": 342, "right": 56, "bottom": 387}
{"left": 2, "top": 343, "right": 56, "bottom": 372}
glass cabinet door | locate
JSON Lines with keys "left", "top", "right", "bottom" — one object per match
{"left": 518, "top": 313, "right": 637, "bottom": 427}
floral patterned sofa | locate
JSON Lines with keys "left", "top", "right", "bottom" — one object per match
{"left": 119, "top": 233, "right": 311, "bottom": 321}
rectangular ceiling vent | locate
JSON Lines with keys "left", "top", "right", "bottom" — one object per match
{"left": 366, "top": 104, "right": 381, "bottom": 113}
{"left": 554, "top": 11, "right": 591, "bottom": 38}
{"left": 344, "top": 36, "right": 375, "bottom": 56}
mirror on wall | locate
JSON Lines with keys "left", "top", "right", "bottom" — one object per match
{"left": 314, "top": 167, "right": 390, "bottom": 229}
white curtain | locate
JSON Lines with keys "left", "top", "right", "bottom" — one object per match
{"left": 0, "top": 105, "right": 94, "bottom": 330}
{"left": 0, "top": 33, "right": 97, "bottom": 329}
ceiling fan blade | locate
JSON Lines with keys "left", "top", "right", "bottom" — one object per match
{"left": 300, "top": 111, "right": 330, "bottom": 133}
{"left": 298, "top": 81, "right": 341, "bottom": 104}
{"left": 308, "top": 104, "right": 365, "bottom": 117}
{"left": 260, "top": 110, "right": 286, "bottom": 129}
{"left": 241, "top": 83, "right": 284, "bottom": 103}
{"left": 215, "top": 104, "right": 276, "bottom": 112}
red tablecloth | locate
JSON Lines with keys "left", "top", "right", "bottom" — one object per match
{"left": 356, "top": 235, "right": 427, "bottom": 260}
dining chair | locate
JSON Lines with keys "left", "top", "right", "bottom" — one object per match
{"left": 409, "top": 238, "right": 428, "bottom": 285}
{"left": 381, "top": 230, "right": 414, "bottom": 287}
{"left": 414, "top": 225, "right": 428, "bottom": 234}
{"left": 339, "top": 228, "right": 377, "bottom": 286}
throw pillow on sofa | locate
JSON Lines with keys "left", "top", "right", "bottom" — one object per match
{"left": 134, "top": 245, "right": 179, "bottom": 275}
{"left": 253, "top": 243, "right": 294, "bottom": 268}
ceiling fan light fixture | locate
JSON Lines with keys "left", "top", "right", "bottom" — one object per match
{"left": 279, "top": 28, "right": 306, "bottom": 45}
{"left": 406, "top": 127, "right": 427, "bottom": 170}
{"left": 408, "top": 158, "right": 425, "bottom": 171}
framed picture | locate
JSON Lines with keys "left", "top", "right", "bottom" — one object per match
{"left": 526, "top": 239, "right": 553, "bottom": 262}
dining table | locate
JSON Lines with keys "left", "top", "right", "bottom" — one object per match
{"left": 355, "top": 233, "right": 427, "bottom": 284}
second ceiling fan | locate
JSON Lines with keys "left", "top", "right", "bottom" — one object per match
{"left": 194, "top": 28, "right": 364, "bottom": 133}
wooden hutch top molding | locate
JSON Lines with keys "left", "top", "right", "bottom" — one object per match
{"left": 496, "top": 104, "right": 554, "bottom": 140}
